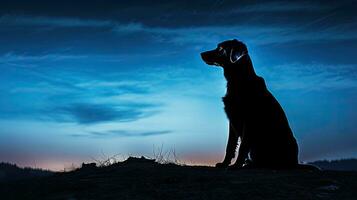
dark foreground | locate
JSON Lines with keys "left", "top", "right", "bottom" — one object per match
{"left": 1, "top": 157, "right": 357, "bottom": 200}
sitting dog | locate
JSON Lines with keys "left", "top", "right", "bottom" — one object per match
{"left": 201, "top": 39, "right": 317, "bottom": 170}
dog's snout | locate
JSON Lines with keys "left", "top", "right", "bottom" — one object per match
{"left": 200, "top": 51, "right": 210, "bottom": 61}
{"left": 201, "top": 50, "right": 220, "bottom": 66}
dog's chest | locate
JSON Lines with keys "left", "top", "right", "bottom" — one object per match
{"left": 223, "top": 84, "right": 248, "bottom": 103}
{"left": 222, "top": 78, "right": 266, "bottom": 115}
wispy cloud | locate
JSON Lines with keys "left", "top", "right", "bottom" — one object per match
{"left": 1, "top": 1, "right": 355, "bottom": 47}
{"left": 0, "top": 52, "right": 124, "bottom": 69}
{"left": 0, "top": 52, "right": 88, "bottom": 62}
{"left": 75, "top": 80, "right": 152, "bottom": 95}
{"left": 235, "top": 1, "right": 330, "bottom": 13}
{"left": 260, "top": 63, "right": 357, "bottom": 90}
{"left": 0, "top": 53, "right": 83, "bottom": 69}
{"left": 0, "top": 15, "right": 113, "bottom": 28}
{"left": 70, "top": 130, "right": 172, "bottom": 138}
{"left": 112, "top": 21, "right": 357, "bottom": 45}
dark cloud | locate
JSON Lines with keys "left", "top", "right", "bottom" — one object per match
{"left": 70, "top": 130, "right": 172, "bottom": 138}
{"left": 0, "top": 85, "right": 161, "bottom": 124}
{"left": 53, "top": 102, "right": 159, "bottom": 124}
{"left": 0, "top": 52, "right": 163, "bottom": 124}
{"left": 0, "top": 1, "right": 353, "bottom": 31}
{"left": 0, "top": 0, "right": 353, "bottom": 27}
{"left": 0, "top": 0, "right": 356, "bottom": 58}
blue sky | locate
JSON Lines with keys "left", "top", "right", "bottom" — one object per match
{"left": 0, "top": 0, "right": 356, "bottom": 170}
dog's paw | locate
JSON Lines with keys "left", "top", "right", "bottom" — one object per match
{"left": 215, "top": 162, "right": 230, "bottom": 168}
{"left": 227, "top": 163, "right": 244, "bottom": 170}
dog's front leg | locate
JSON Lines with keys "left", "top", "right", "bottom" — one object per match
{"left": 216, "top": 122, "right": 239, "bottom": 168}
{"left": 229, "top": 124, "right": 249, "bottom": 169}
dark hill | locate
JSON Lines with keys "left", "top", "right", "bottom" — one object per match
{"left": 1, "top": 157, "right": 357, "bottom": 200}
{"left": 0, "top": 162, "right": 53, "bottom": 182}
{"left": 308, "top": 159, "right": 357, "bottom": 171}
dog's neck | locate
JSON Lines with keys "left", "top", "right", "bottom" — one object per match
{"left": 223, "top": 55, "right": 257, "bottom": 88}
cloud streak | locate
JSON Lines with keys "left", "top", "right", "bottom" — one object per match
{"left": 1, "top": 0, "right": 354, "bottom": 47}
{"left": 113, "top": 21, "right": 357, "bottom": 45}
{"left": 235, "top": 1, "right": 331, "bottom": 13}
{"left": 260, "top": 63, "right": 357, "bottom": 91}
{"left": 71, "top": 130, "right": 173, "bottom": 138}
{"left": 0, "top": 15, "right": 113, "bottom": 28}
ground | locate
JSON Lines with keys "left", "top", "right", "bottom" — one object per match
{"left": 1, "top": 157, "right": 357, "bottom": 200}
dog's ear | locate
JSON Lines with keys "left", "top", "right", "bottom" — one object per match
{"left": 229, "top": 47, "right": 247, "bottom": 63}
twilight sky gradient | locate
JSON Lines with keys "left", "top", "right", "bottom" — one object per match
{"left": 0, "top": 0, "right": 356, "bottom": 170}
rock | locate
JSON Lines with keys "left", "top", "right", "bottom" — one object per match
{"left": 81, "top": 162, "right": 97, "bottom": 170}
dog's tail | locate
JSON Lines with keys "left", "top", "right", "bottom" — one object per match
{"left": 296, "top": 164, "right": 321, "bottom": 171}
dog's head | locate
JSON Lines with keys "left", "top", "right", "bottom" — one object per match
{"left": 201, "top": 39, "right": 248, "bottom": 67}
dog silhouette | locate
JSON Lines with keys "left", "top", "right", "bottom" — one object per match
{"left": 201, "top": 39, "right": 317, "bottom": 170}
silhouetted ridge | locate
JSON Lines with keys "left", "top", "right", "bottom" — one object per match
{"left": 308, "top": 158, "right": 357, "bottom": 171}
{"left": 0, "top": 162, "right": 53, "bottom": 181}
